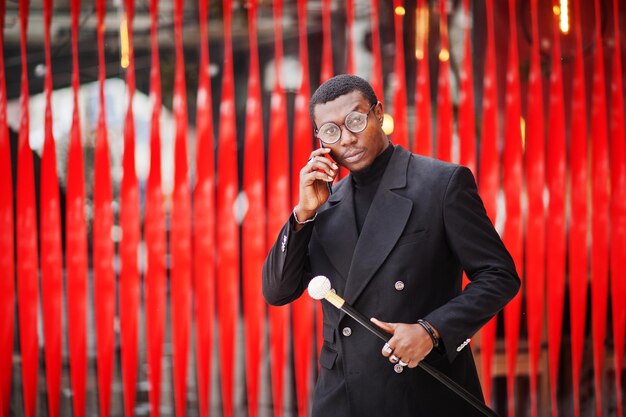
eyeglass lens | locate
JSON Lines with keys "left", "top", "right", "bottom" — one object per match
{"left": 318, "top": 111, "right": 370, "bottom": 144}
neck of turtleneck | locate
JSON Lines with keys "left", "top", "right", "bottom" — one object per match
{"left": 351, "top": 143, "right": 394, "bottom": 234}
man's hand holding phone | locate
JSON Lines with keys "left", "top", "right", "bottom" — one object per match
{"left": 294, "top": 147, "right": 338, "bottom": 230}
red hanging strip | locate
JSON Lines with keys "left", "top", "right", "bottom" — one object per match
{"left": 436, "top": 0, "right": 452, "bottom": 162}
{"left": 568, "top": 1, "right": 589, "bottom": 416}
{"left": 93, "top": 0, "right": 115, "bottom": 415}
{"left": 217, "top": 1, "right": 240, "bottom": 416}
{"left": 194, "top": 0, "right": 216, "bottom": 416}
{"left": 321, "top": 0, "right": 347, "bottom": 178}
{"left": 477, "top": 0, "right": 499, "bottom": 405}
{"left": 346, "top": 0, "right": 355, "bottom": 74}
{"left": 413, "top": 0, "right": 432, "bottom": 157}
{"left": 590, "top": 0, "right": 610, "bottom": 415}
{"left": 546, "top": 5, "right": 566, "bottom": 417}
{"left": 16, "top": 1, "right": 39, "bottom": 416}
{"left": 369, "top": 0, "right": 383, "bottom": 100}
{"left": 144, "top": 0, "right": 166, "bottom": 415}
{"left": 65, "top": 0, "right": 89, "bottom": 416}
{"left": 457, "top": 0, "right": 476, "bottom": 174}
{"left": 502, "top": 1, "right": 524, "bottom": 415}
{"left": 171, "top": 0, "right": 193, "bottom": 415}
{"left": 320, "top": 0, "right": 333, "bottom": 83}
{"left": 609, "top": 1, "right": 626, "bottom": 415}
{"left": 242, "top": 2, "right": 265, "bottom": 417}
{"left": 40, "top": 0, "right": 63, "bottom": 415}
{"left": 525, "top": 1, "right": 546, "bottom": 416}
{"left": 0, "top": 0, "right": 15, "bottom": 415}
{"left": 119, "top": 0, "right": 140, "bottom": 414}
{"left": 291, "top": 1, "right": 314, "bottom": 416}
{"left": 268, "top": 2, "right": 290, "bottom": 416}
{"left": 391, "top": 0, "right": 408, "bottom": 149}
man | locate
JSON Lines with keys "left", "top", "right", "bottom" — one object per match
{"left": 263, "top": 74, "right": 520, "bottom": 416}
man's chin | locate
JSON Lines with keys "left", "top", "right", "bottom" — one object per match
{"left": 342, "top": 159, "right": 371, "bottom": 173}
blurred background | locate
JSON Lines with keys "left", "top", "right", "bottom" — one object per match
{"left": 1, "top": 0, "right": 625, "bottom": 416}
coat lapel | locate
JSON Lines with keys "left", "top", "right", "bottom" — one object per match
{"left": 314, "top": 179, "right": 358, "bottom": 284}
{"left": 343, "top": 146, "right": 413, "bottom": 307}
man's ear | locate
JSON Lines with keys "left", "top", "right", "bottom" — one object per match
{"left": 375, "top": 101, "right": 384, "bottom": 123}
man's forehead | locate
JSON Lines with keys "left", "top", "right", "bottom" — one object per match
{"left": 313, "top": 91, "right": 368, "bottom": 121}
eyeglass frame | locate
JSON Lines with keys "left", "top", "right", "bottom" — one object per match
{"left": 314, "top": 103, "right": 378, "bottom": 145}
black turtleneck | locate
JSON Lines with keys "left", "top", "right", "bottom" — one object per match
{"left": 352, "top": 143, "right": 394, "bottom": 234}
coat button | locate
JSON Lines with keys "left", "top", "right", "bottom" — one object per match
{"left": 342, "top": 327, "right": 352, "bottom": 337}
{"left": 394, "top": 364, "right": 404, "bottom": 373}
{"left": 394, "top": 281, "right": 405, "bottom": 291}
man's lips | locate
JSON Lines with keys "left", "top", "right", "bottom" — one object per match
{"left": 343, "top": 150, "right": 365, "bottom": 163}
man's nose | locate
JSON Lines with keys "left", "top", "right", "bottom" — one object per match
{"left": 339, "top": 125, "right": 357, "bottom": 146}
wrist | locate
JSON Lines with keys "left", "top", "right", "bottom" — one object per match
{"left": 417, "top": 319, "right": 441, "bottom": 350}
{"left": 293, "top": 205, "right": 317, "bottom": 224}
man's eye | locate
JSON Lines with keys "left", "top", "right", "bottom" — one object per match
{"left": 322, "top": 125, "right": 338, "bottom": 135}
{"left": 347, "top": 116, "right": 364, "bottom": 129}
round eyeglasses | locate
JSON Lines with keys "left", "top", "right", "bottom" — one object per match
{"left": 315, "top": 104, "right": 376, "bottom": 144}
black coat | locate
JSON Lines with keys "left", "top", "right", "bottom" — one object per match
{"left": 263, "top": 145, "right": 520, "bottom": 417}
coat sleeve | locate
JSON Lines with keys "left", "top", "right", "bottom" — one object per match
{"left": 424, "top": 166, "right": 520, "bottom": 363}
{"left": 262, "top": 215, "right": 315, "bottom": 306}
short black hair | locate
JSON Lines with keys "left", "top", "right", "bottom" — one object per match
{"left": 309, "top": 74, "right": 378, "bottom": 124}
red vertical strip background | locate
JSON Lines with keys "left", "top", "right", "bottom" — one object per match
{"left": 65, "top": 0, "right": 88, "bottom": 417}
{"left": 39, "top": 0, "right": 62, "bottom": 416}
{"left": 194, "top": 0, "right": 216, "bottom": 416}
{"left": 93, "top": 0, "right": 115, "bottom": 415}
{"left": 242, "top": 2, "right": 265, "bottom": 417}
{"left": 457, "top": 0, "right": 476, "bottom": 175}
{"left": 477, "top": 0, "right": 498, "bottom": 405}
{"left": 609, "top": 2, "right": 626, "bottom": 416}
{"left": 0, "top": 0, "right": 15, "bottom": 414}
{"left": 525, "top": 1, "right": 546, "bottom": 416}
{"left": 546, "top": 6, "right": 566, "bottom": 417}
{"left": 436, "top": 0, "right": 452, "bottom": 162}
{"left": 320, "top": 0, "right": 334, "bottom": 84}
{"left": 217, "top": 1, "right": 240, "bottom": 416}
{"left": 590, "top": 1, "right": 610, "bottom": 416}
{"left": 391, "top": 0, "right": 408, "bottom": 149}
{"left": 292, "top": 1, "right": 314, "bottom": 416}
{"left": 268, "top": 2, "right": 290, "bottom": 416}
{"left": 16, "top": 1, "right": 39, "bottom": 415}
{"left": 171, "top": 0, "right": 193, "bottom": 415}
{"left": 413, "top": 0, "right": 432, "bottom": 157}
{"left": 144, "top": 0, "right": 166, "bottom": 414}
{"left": 345, "top": 0, "right": 355, "bottom": 75}
{"left": 568, "top": 1, "right": 589, "bottom": 416}
{"left": 502, "top": 1, "right": 524, "bottom": 415}
{"left": 120, "top": 1, "right": 141, "bottom": 414}
{"left": 369, "top": 0, "right": 383, "bottom": 101}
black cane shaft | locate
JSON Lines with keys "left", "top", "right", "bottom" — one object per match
{"left": 340, "top": 304, "right": 391, "bottom": 341}
{"left": 338, "top": 304, "right": 500, "bottom": 417}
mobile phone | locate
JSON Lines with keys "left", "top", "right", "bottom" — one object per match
{"left": 319, "top": 140, "right": 334, "bottom": 195}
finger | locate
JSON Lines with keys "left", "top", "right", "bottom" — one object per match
{"left": 381, "top": 342, "right": 393, "bottom": 357}
{"left": 308, "top": 147, "right": 332, "bottom": 160}
{"left": 307, "top": 155, "right": 339, "bottom": 172}
{"left": 408, "top": 357, "right": 424, "bottom": 369}
{"left": 306, "top": 159, "right": 337, "bottom": 177}
{"left": 302, "top": 169, "right": 334, "bottom": 183}
{"left": 389, "top": 354, "right": 399, "bottom": 364}
{"left": 370, "top": 318, "right": 396, "bottom": 334}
